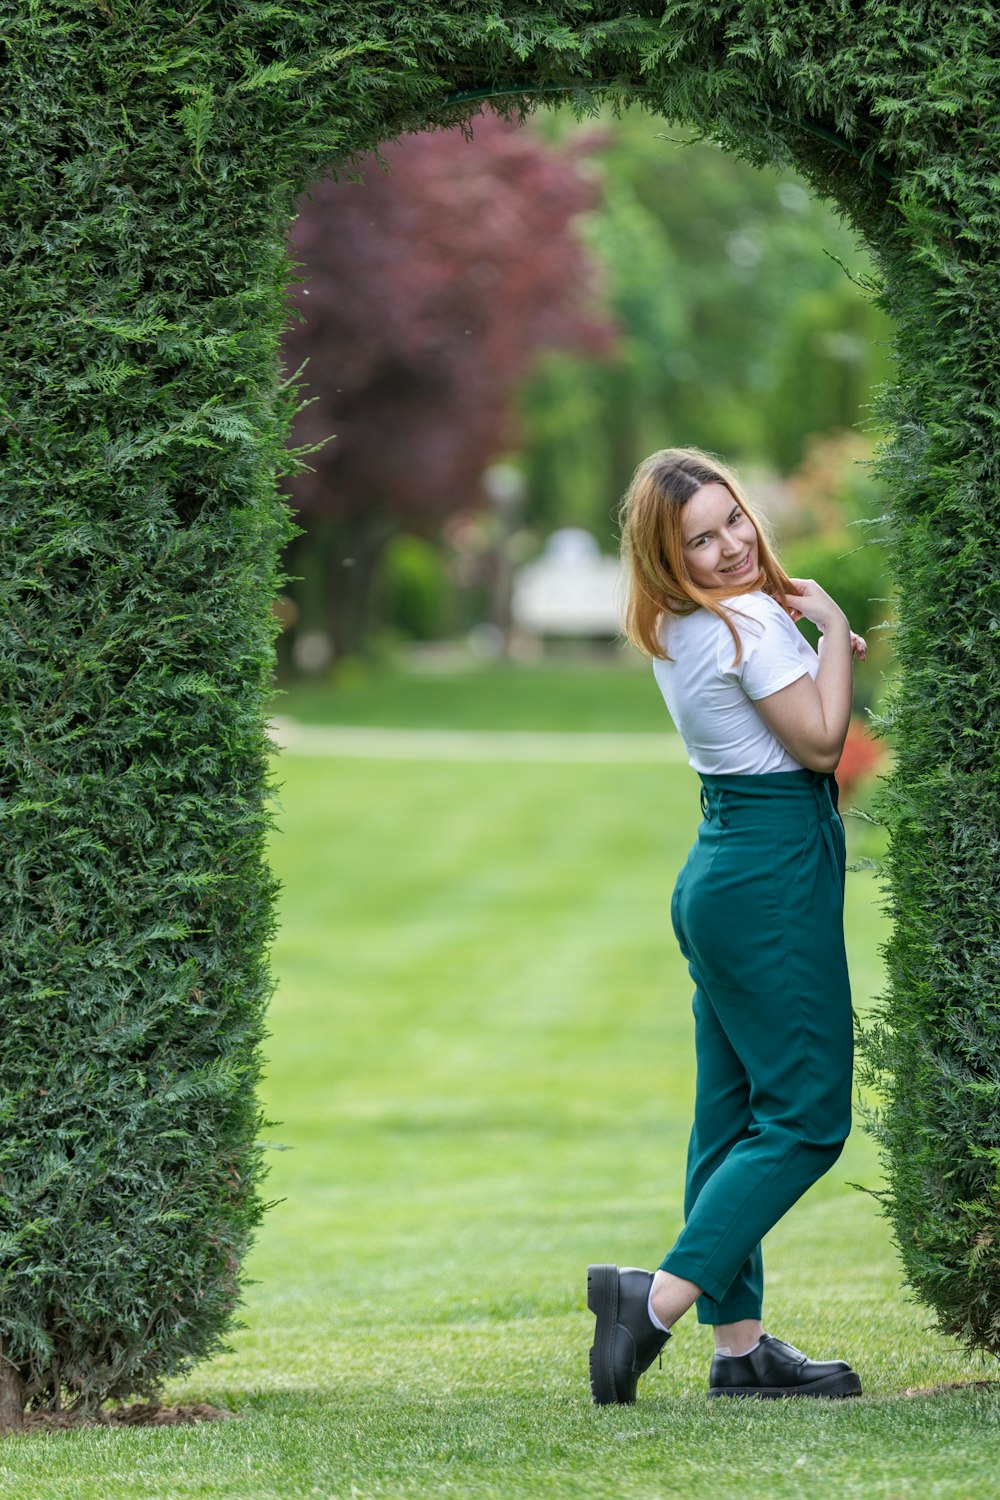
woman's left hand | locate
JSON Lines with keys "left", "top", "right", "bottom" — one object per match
{"left": 850, "top": 631, "right": 867, "bottom": 662}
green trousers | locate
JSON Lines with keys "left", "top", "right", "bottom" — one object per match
{"left": 660, "top": 769, "right": 854, "bottom": 1324}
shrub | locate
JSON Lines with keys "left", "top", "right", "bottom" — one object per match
{"left": 376, "top": 535, "right": 455, "bottom": 643}
{"left": 1, "top": 7, "right": 299, "bottom": 1417}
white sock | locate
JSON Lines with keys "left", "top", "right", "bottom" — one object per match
{"left": 646, "top": 1285, "right": 670, "bottom": 1333}
{"left": 714, "top": 1338, "right": 761, "bottom": 1358}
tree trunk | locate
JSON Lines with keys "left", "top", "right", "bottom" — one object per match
{"left": 329, "top": 511, "right": 396, "bottom": 660}
{"left": 0, "top": 1345, "right": 24, "bottom": 1434}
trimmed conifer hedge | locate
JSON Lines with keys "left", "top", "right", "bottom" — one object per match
{"left": 0, "top": 7, "right": 303, "bottom": 1415}
{"left": 2, "top": 0, "right": 998, "bottom": 1418}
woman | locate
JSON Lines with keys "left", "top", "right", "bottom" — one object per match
{"left": 588, "top": 448, "right": 866, "bottom": 1404}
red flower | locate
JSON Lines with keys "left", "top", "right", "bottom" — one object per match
{"left": 835, "top": 718, "right": 884, "bottom": 803}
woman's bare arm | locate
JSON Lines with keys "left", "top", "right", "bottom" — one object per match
{"left": 752, "top": 579, "right": 863, "bottom": 774}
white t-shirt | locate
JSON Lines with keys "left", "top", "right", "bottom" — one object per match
{"left": 652, "top": 591, "right": 819, "bottom": 775}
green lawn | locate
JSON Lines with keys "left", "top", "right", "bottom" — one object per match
{"left": 273, "top": 655, "right": 671, "bottom": 732}
{"left": 2, "top": 722, "right": 994, "bottom": 1498}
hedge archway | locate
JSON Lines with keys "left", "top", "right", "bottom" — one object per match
{"left": 3, "top": 3, "right": 999, "bottom": 1420}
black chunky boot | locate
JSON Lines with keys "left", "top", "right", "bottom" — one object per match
{"left": 708, "top": 1333, "right": 862, "bottom": 1399}
{"left": 587, "top": 1264, "right": 670, "bottom": 1405}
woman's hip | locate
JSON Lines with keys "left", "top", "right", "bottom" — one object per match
{"left": 671, "top": 786, "right": 848, "bottom": 990}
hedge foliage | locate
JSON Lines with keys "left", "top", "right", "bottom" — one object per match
{"left": 2, "top": 0, "right": 999, "bottom": 1410}
{"left": 0, "top": 4, "right": 304, "bottom": 1408}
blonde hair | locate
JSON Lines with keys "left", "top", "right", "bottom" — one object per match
{"left": 618, "top": 447, "right": 796, "bottom": 664}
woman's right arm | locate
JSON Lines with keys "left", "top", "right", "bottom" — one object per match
{"left": 751, "top": 579, "right": 855, "bottom": 774}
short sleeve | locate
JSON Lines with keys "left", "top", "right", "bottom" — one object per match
{"left": 721, "top": 595, "right": 812, "bottom": 701}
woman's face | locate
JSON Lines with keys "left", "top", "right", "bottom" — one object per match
{"left": 680, "top": 482, "right": 760, "bottom": 591}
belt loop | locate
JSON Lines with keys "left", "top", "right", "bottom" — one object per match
{"left": 700, "top": 785, "right": 709, "bottom": 819}
{"left": 718, "top": 790, "right": 729, "bottom": 827}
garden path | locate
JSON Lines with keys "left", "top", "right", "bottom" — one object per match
{"left": 268, "top": 717, "right": 687, "bottom": 763}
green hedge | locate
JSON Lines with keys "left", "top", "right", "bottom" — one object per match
{"left": 1, "top": 8, "right": 301, "bottom": 1410}
{"left": 3, "top": 0, "right": 999, "bottom": 1415}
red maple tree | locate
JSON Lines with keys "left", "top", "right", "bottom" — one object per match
{"left": 281, "top": 114, "right": 615, "bottom": 657}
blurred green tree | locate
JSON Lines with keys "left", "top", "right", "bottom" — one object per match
{"left": 518, "top": 116, "right": 894, "bottom": 542}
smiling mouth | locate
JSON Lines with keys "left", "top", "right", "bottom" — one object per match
{"left": 720, "top": 553, "right": 753, "bottom": 575}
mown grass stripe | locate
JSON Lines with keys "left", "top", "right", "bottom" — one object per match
{"left": 269, "top": 718, "right": 688, "bottom": 763}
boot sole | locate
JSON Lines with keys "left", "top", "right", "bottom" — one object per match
{"left": 587, "top": 1263, "right": 622, "bottom": 1405}
{"left": 708, "top": 1370, "right": 863, "bottom": 1399}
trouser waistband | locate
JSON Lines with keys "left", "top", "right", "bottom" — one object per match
{"left": 698, "top": 768, "right": 839, "bottom": 825}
